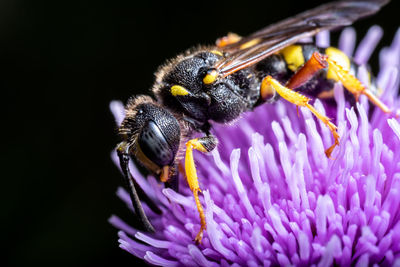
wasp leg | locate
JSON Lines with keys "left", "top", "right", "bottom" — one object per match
{"left": 261, "top": 52, "right": 328, "bottom": 101}
{"left": 164, "top": 164, "right": 179, "bottom": 192}
{"left": 262, "top": 76, "right": 340, "bottom": 158}
{"left": 285, "top": 52, "right": 328, "bottom": 90}
{"left": 326, "top": 57, "right": 391, "bottom": 114}
{"left": 160, "top": 165, "right": 170, "bottom": 183}
{"left": 117, "top": 142, "right": 156, "bottom": 232}
{"left": 185, "top": 136, "right": 217, "bottom": 244}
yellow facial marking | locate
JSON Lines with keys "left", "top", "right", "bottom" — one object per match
{"left": 239, "top": 38, "right": 261, "bottom": 50}
{"left": 281, "top": 45, "right": 304, "bottom": 72}
{"left": 210, "top": 50, "right": 223, "bottom": 57}
{"left": 325, "top": 47, "right": 351, "bottom": 81}
{"left": 203, "top": 69, "right": 218, "bottom": 84}
{"left": 171, "top": 85, "right": 189, "bottom": 96}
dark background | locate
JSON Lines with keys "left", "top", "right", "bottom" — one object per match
{"left": 2, "top": 0, "right": 398, "bottom": 266}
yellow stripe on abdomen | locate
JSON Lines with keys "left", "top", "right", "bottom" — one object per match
{"left": 325, "top": 47, "right": 351, "bottom": 81}
{"left": 280, "top": 45, "right": 304, "bottom": 72}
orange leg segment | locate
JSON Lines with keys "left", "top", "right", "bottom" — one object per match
{"left": 286, "top": 52, "right": 328, "bottom": 90}
{"left": 160, "top": 165, "right": 169, "bottom": 183}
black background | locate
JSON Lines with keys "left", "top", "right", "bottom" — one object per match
{"left": 2, "top": 0, "right": 398, "bottom": 266}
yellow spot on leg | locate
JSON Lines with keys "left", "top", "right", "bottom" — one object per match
{"left": 263, "top": 76, "right": 309, "bottom": 106}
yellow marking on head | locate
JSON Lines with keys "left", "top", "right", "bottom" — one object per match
{"left": 203, "top": 69, "right": 218, "bottom": 84}
{"left": 280, "top": 45, "right": 304, "bottom": 72}
{"left": 325, "top": 47, "right": 351, "bottom": 81}
{"left": 171, "top": 85, "right": 189, "bottom": 96}
{"left": 239, "top": 38, "right": 261, "bottom": 50}
{"left": 210, "top": 50, "right": 223, "bottom": 57}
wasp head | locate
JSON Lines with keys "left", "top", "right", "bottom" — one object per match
{"left": 119, "top": 96, "right": 181, "bottom": 176}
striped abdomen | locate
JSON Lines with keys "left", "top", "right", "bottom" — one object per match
{"left": 254, "top": 43, "right": 379, "bottom": 102}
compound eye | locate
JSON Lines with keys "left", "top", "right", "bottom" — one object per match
{"left": 138, "top": 120, "right": 175, "bottom": 167}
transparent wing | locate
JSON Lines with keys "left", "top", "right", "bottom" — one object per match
{"left": 216, "top": 0, "right": 390, "bottom": 77}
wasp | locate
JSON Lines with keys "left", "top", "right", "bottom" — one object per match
{"left": 116, "top": 0, "right": 391, "bottom": 243}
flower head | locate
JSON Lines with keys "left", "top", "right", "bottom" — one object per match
{"left": 110, "top": 27, "right": 400, "bottom": 266}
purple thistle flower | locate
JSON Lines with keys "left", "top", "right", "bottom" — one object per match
{"left": 109, "top": 27, "right": 400, "bottom": 266}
